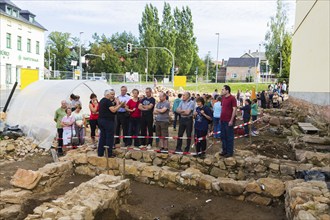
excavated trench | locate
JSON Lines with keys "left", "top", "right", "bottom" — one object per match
{"left": 17, "top": 174, "right": 92, "bottom": 220}
{"left": 96, "top": 181, "right": 286, "bottom": 220}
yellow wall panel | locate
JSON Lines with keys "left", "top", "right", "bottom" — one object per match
{"left": 174, "top": 76, "right": 187, "bottom": 87}
{"left": 20, "top": 68, "right": 39, "bottom": 89}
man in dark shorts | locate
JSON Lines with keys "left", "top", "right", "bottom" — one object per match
{"left": 154, "top": 92, "right": 170, "bottom": 151}
{"left": 138, "top": 87, "right": 156, "bottom": 148}
{"left": 220, "top": 85, "right": 237, "bottom": 158}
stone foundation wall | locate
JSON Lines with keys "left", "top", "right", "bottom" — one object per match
{"left": 285, "top": 180, "right": 330, "bottom": 220}
{"left": 62, "top": 149, "right": 288, "bottom": 206}
{"left": 64, "top": 147, "right": 328, "bottom": 184}
{"left": 24, "top": 174, "right": 130, "bottom": 220}
{"left": 0, "top": 161, "right": 74, "bottom": 219}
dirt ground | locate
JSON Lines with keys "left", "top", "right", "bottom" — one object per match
{"left": 1, "top": 115, "right": 293, "bottom": 220}
{"left": 98, "top": 181, "right": 286, "bottom": 220}
{"left": 0, "top": 154, "right": 53, "bottom": 190}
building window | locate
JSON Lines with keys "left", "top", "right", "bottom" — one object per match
{"left": 7, "top": 20, "right": 12, "bottom": 27}
{"left": 6, "top": 6, "right": 12, "bottom": 15}
{"left": 6, "top": 33, "right": 11, "bottom": 48}
{"left": 231, "top": 73, "right": 237, "bottom": 78}
{"left": 36, "top": 41, "right": 40, "bottom": 54}
{"left": 17, "top": 36, "right": 22, "bottom": 51}
{"left": 18, "top": 24, "right": 22, "bottom": 30}
{"left": 27, "top": 39, "right": 31, "bottom": 53}
{"left": 13, "top": 10, "right": 18, "bottom": 18}
{"left": 29, "top": 16, "right": 35, "bottom": 23}
{"left": 6, "top": 64, "right": 12, "bottom": 84}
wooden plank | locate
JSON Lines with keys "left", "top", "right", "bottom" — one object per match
{"left": 298, "top": 122, "right": 319, "bottom": 134}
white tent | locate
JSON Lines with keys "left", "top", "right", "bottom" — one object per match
{"left": 6, "top": 80, "right": 110, "bottom": 148}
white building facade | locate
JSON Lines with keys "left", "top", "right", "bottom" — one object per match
{"left": 289, "top": 0, "right": 329, "bottom": 106}
{"left": 0, "top": 0, "right": 46, "bottom": 88}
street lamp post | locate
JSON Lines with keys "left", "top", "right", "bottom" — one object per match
{"left": 277, "top": 44, "right": 282, "bottom": 77}
{"left": 146, "top": 49, "right": 148, "bottom": 82}
{"left": 206, "top": 51, "right": 210, "bottom": 82}
{"left": 79, "top": 32, "right": 83, "bottom": 80}
{"left": 53, "top": 54, "right": 56, "bottom": 78}
{"left": 215, "top": 33, "right": 220, "bottom": 83}
{"left": 48, "top": 45, "right": 51, "bottom": 71}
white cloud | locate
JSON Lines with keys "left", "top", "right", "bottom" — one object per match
{"left": 14, "top": 0, "right": 296, "bottom": 60}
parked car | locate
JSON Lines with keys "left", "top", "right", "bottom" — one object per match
{"left": 89, "top": 76, "right": 107, "bottom": 82}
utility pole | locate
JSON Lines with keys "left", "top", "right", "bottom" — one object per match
{"left": 79, "top": 32, "right": 83, "bottom": 80}
{"left": 206, "top": 51, "right": 210, "bottom": 82}
{"left": 215, "top": 33, "right": 220, "bottom": 83}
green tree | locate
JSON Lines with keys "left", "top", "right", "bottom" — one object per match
{"left": 280, "top": 32, "right": 292, "bottom": 79}
{"left": 203, "top": 53, "right": 216, "bottom": 82}
{"left": 160, "top": 2, "right": 176, "bottom": 76}
{"left": 109, "top": 31, "right": 144, "bottom": 74}
{"left": 189, "top": 51, "right": 205, "bottom": 80}
{"left": 264, "top": 0, "right": 291, "bottom": 77}
{"left": 45, "top": 31, "right": 72, "bottom": 71}
{"left": 64, "top": 49, "right": 78, "bottom": 72}
{"left": 88, "top": 38, "right": 122, "bottom": 74}
{"left": 139, "top": 4, "right": 161, "bottom": 75}
{"left": 174, "top": 6, "right": 197, "bottom": 75}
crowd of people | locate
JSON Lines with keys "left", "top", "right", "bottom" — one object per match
{"left": 54, "top": 82, "right": 287, "bottom": 159}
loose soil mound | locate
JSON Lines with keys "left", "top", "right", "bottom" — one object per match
{"left": 239, "top": 139, "right": 296, "bottom": 160}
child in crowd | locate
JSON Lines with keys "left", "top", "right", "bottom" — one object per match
{"left": 251, "top": 99, "right": 259, "bottom": 136}
{"left": 212, "top": 96, "right": 222, "bottom": 138}
{"left": 239, "top": 99, "right": 251, "bottom": 136}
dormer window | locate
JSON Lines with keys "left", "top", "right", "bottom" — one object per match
{"left": 29, "top": 16, "right": 34, "bottom": 23}
{"left": 6, "top": 6, "right": 12, "bottom": 15}
{"left": 13, "top": 9, "right": 18, "bottom": 18}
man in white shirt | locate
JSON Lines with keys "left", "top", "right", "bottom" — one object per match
{"left": 115, "top": 86, "right": 131, "bottom": 147}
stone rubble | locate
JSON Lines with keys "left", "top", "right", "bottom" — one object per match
{"left": 285, "top": 180, "right": 330, "bottom": 220}
{"left": 0, "top": 136, "right": 47, "bottom": 162}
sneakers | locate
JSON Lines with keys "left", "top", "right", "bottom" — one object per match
{"left": 251, "top": 131, "right": 258, "bottom": 136}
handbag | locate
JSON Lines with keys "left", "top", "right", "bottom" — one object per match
{"left": 71, "top": 125, "right": 79, "bottom": 146}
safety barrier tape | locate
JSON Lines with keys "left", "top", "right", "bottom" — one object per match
{"left": 57, "top": 117, "right": 265, "bottom": 142}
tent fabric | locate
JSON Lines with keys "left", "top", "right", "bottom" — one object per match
{"left": 6, "top": 80, "right": 110, "bottom": 148}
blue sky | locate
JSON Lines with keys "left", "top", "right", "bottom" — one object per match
{"left": 14, "top": 0, "right": 296, "bottom": 60}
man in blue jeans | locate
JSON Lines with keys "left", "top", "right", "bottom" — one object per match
{"left": 220, "top": 85, "right": 237, "bottom": 158}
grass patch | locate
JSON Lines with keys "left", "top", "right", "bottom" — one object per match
{"left": 180, "top": 83, "right": 269, "bottom": 94}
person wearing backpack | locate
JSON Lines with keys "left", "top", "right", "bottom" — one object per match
{"left": 193, "top": 97, "right": 212, "bottom": 158}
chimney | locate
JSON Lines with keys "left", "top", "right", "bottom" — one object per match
{"left": 248, "top": 50, "right": 251, "bottom": 54}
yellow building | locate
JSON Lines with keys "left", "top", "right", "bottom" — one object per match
{"left": 289, "top": 0, "right": 330, "bottom": 106}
